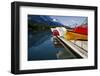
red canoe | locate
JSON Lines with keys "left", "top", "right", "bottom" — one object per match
{"left": 72, "top": 24, "right": 88, "bottom": 35}
{"left": 52, "top": 30, "right": 59, "bottom": 36}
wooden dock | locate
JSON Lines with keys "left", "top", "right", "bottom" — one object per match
{"left": 57, "top": 36, "right": 87, "bottom": 58}
{"left": 51, "top": 28, "right": 88, "bottom": 58}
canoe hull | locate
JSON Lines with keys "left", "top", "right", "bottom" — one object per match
{"left": 64, "top": 31, "right": 87, "bottom": 41}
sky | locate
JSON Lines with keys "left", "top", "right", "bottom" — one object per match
{"left": 50, "top": 16, "right": 88, "bottom": 27}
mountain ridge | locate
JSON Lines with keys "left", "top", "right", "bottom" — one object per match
{"left": 28, "top": 15, "right": 64, "bottom": 26}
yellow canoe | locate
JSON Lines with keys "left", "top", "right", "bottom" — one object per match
{"left": 64, "top": 31, "right": 87, "bottom": 41}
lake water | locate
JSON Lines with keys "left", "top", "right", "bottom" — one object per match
{"left": 28, "top": 31, "right": 77, "bottom": 61}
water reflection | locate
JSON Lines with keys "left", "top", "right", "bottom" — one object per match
{"left": 52, "top": 37, "right": 77, "bottom": 59}
{"left": 28, "top": 31, "right": 77, "bottom": 61}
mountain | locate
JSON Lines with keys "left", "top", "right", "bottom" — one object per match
{"left": 28, "top": 15, "right": 64, "bottom": 26}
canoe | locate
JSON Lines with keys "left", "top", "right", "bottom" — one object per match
{"left": 72, "top": 24, "right": 88, "bottom": 35}
{"left": 64, "top": 31, "right": 87, "bottom": 41}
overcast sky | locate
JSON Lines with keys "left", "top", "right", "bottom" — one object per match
{"left": 50, "top": 16, "right": 87, "bottom": 27}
